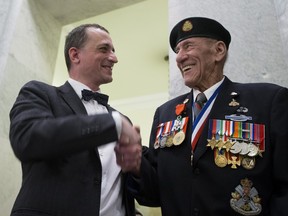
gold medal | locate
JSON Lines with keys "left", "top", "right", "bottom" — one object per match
{"left": 224, "top": 140, "right": 235, "bottom": 152}
{"left": 228, "top": 155, "right": 241, "bottom": 169}
{"left": 216, "top": 139, "right": 226, "bottom": 151}
{"left": 206, "top": 136, "right": 218, "bottom": 150}
{"left": 173, "top": 131, "right": 185, "bottom": 145}
{"left": 166, "top": 135, "right": 174, "bottom": 147}
{"left": 215, "top": 154, "right": 228, "bottom": 168}
{"left": 214, "top": 149, "right": 227, "bottom": 168}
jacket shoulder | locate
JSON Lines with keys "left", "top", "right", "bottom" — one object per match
{"left": 158, "top": 92, "right": 190, "bottom": 109}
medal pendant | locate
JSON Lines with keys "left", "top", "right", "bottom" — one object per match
{"left": 160, "top": 136, "right": 167, "bottom": 148}
{"left": 173, "top": 131, "right": 185, "bottom": 145}
{"left": 230, "top": 141, "right": 242, "bottom": 154}
{"left": 247, "top": 143, "right": 258, "bottom": 157}
{"left": 214, "top": 149, "right": 227, "bottom": 168}
{"left": 166, "top": 135, "right": 174, "bottom": 147}
{"left": 228, "top": 155, "right": 241, "bottom": 169}
{"left": 239, "top": 142, "right": 249, "bottom": 155}
{"left": 216, "top": 139, "right": 226, "bottom": 151}
{"left": 224, "top": 140, "right": 235, "bottom": 152}
{"left": 241, "top": 156, "right": 256, "bottom": 170}
{"left": 154, "top": 140, "right": 160, "bottom": 149}
{"left": 206, "top": 136, "right": 218, "bottom": 150}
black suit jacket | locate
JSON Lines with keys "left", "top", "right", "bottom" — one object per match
{"left": 9, "top": 80, "right": 136, "bottom": 216}
{"left": 131, "top": 77, "right": 288, "bottom": 216}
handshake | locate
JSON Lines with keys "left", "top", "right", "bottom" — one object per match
{"left": 114, "top": 116, "right": 142, "bottom": 176}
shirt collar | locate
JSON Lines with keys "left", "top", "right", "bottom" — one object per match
{"left": 68, "top": 78, "right": 102, "bottom": 99}
{"left": 193, "top": 76, "right": 225, "bottom": 102}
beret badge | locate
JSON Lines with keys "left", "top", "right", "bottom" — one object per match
{"left": 182, "top": 20, "right": 193, "bottom": 32}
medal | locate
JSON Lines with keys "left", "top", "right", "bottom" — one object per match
{"left": 241, "top": 156, "right": 256, "bottom": 170}
{"left": 173, "top": 131, "right": 185, "bottom": 145}
{"left": 214, "top": 149, "right": 228, "bottom": 168}
{"left": 239, "top": 142, "right": 249, "bottom": 155}
{"left": 228, "top": 154, "right": 241, "bottom": 169}
{"left": 216, "top": 138, "right": 226, "bottom": 151}
{"left": 247, "top": 143, "right": 258, "bottom": 157}
{"left": 206, "top": 136, "right": 218, "bottom": 150}
{"left": 230, "top": 141, "right": 242, "bottom": 154}
{"left": 224, "top": 140, "right": 234, "bottom": 152}
{"left": 166, "top": 134, "right": 174, "bottom": 147}
{"left": 159, "top": 136, "right": 167, "bottom": 148}
{"left": 154, "top": 123, "right": 164, "bottom": 149}
{"left": 154, "top": 141, "right": 160, "bottom": 149}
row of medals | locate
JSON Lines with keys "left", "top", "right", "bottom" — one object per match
{"left": 158, "top": 130, "right": 185, "bottom": 148}
{"left": 155, "top": 117, "right": 186, "bottom": 149}
{"left": 207, "top": 137, "right": 262, "bottom": 170}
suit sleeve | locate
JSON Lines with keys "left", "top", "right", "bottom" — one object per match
{"left": 269, "top": 87, "right": 288, "bottom": 215}
{"left": 127, "top": 108, "right": 161, "bottom": 207}
{"left": 9, "top": 81, "right": 118, "bottom": 162}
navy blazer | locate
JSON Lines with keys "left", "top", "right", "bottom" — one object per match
{"left": 9, "top": 81, "right": 135, "bottom": 216}
{"left": 131, "top": 77, "right": 288, "bottom": 216}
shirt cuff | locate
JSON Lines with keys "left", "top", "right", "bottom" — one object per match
{"left": 111, "top": 111, "right": 122, "bottom": 139}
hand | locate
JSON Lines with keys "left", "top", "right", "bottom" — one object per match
{"left": 115, "top": 117, "right": 142, "bottom": 175}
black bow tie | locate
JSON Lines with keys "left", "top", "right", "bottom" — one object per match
{"left": 81, "top": 89, "right": 109, "bottom": 106}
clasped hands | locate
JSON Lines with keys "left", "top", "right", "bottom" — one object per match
{"left": 114, "top": 117, "right": 142, "bottom": 175}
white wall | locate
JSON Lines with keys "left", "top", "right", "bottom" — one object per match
{"left": 0, "top": 0, "right": 61, "bottom": 214}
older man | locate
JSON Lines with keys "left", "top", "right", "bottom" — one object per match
{"left": 122, "top": 17, "right": 288, "bottom": 216}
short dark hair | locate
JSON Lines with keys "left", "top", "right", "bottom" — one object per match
{"left": 64, "top": 24, "right": 109, "bottom": 71}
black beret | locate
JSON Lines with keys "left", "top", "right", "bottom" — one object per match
{"left": 169, "top": 17, "right": 231, "bottom": 52}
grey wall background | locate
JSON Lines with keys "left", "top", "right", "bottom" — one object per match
{"left": 169, "top": 0, "right": 288, "bottom": 98}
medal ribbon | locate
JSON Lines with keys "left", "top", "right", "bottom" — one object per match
{"left": 255, "top": 123, "right": 265, "bottom": 151}
{"left": 154, "top": 123, "right": 164, "bottom": 145}
{"left": 191, "top": 85, "right": 222, "bottom": 151}
{"left": 208, "top": 119, "right": 218, "bottom": 139}
{"left": 155, "top": 117, "right": 189, "bottom": 145}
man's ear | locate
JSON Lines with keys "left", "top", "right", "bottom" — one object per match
{"left": 69, "top": 47, "right": 80, "bottom": 64}
{"left": 215, "top": 41, "right": 227, "bottom": 62}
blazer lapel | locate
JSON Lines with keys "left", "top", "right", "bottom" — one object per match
{"left": 58, "top": 81, "right": 87, "bottom": 115}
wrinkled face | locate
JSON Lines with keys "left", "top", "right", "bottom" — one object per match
{"left": 77, "top": 28, "right": 118, "bottom": 88}
{"left": 175, "top": 37, "right": 218, "bottom": 91}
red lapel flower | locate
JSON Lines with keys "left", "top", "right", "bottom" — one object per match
{"left": 175, "top": 103, "right": 186, "bottom": 116}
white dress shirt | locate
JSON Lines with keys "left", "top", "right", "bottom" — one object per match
{"left": 68, "top": 78, "right": 125, "bottom": 216}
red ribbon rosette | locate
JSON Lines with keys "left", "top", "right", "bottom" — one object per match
{"left": 175, "top": 103, "right": 186, "bottom": 116}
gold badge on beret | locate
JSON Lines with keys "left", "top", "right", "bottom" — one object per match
{"left": 182, "top": 20, "right": 193, "bottom": 32}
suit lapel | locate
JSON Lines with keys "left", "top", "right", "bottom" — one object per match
{"left": 58, "top": 82, "right": 103, "bottom": 160}
{"left": 58, "top": 81, "right": 87, "bottom": 115}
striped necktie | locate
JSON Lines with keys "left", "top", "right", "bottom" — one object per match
{"left": 194, "top": 92, "right": 207, "bottom": 120}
